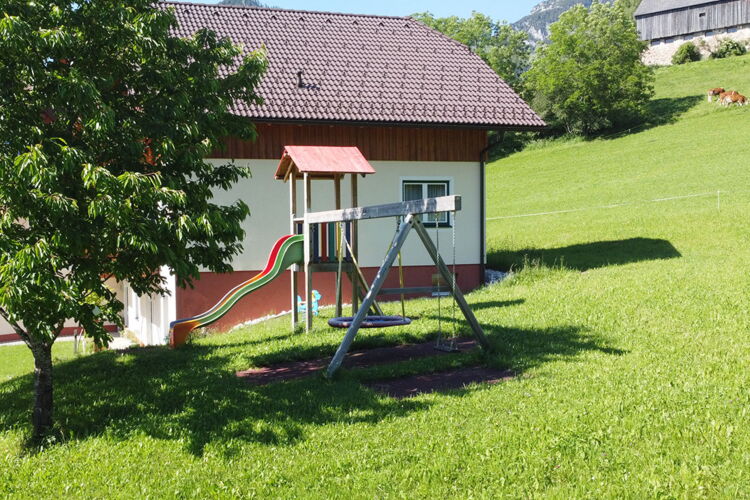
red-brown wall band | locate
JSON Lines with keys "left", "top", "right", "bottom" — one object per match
{"left": 176, "top": 265, "right": 483, "bottom": 333}
{"left": 0, "top": 324, "right": 118, "bottom": 345}
{"left": 213, "top": 123, "right": 489, "bottom": 162}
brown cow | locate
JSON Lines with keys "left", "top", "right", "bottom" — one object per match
{"left": 707, "top": 87, "right": 725, "bottom": 102}
{"left": 718, "top": 90, "right": 739, "bottom": 104}
{"left": 721, "top": 92, "right": 747, "bottom": 106}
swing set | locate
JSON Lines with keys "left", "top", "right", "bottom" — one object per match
{"left": 326, "top": 214, "right": 463, "bottom": 353}
{"left": 299, "top": 198, "right": 490, "bottom": 378}
{"left": 277, "top": 145, "right": 489, "bottom": 377}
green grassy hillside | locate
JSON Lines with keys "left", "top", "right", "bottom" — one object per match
{"left": 488, "top": 54, "right": 750, "bottom": 268}
{"left": 2, "top": 55, "right": 750, "bottom": 498}
{"left": 484, "top": 54, "right": 750, "bottom": 494}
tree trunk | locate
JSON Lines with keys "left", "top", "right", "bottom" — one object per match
{"left": 31, "top": 343, "right": 54, "bottom": 438}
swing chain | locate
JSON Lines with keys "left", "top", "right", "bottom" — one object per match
{"left": 451, "top": 210, "right": 458, "bottom": 338}
{"left": 435, "top": 217, "right": 441, "bottom": 339}
{"left": 396, "top": 217, "right": 406, "bottom": 318}
{"left": 434, "top": 211, "right": 459, "bottom": 352}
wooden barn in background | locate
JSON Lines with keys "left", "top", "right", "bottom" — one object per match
{"left": 636, "top": 0, "right": 750, "bottom": 64}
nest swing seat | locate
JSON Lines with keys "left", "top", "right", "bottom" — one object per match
{"left": 328, "top": 315, "right": 411, "bottom": 329}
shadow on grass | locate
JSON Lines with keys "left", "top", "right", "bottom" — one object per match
{"left": 590, "top": 95, "right": 704, "bottom": 141}
{"left": 0, "top": 344, "right": 429, "bottom": 456}
{"left": 491, "top": 95, "right": 705, "bottom": 160}
{"left": 646, "top": 95, "right": 704, "bottom": 127}
{"left": 0, "top": 302, "right": 620, "bottom": 457}
{"left": 470, "top": 299, "right": 525, "bottom": 311}
{"left": 485, "top": 324, "right": 627, "bottom": 373}
{"left": 245, "top": 329, "right": 450, "bottom": 367}
{"left": 489, "top": 237, "right": 681, "bottom": 272}
{"left": 424, "top": 314, "right": 627, "bottom": 374}
{"left": 190, "top": 329, "right": 299, "bottom": 350}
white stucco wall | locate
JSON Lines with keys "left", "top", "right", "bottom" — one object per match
{"left": 643, "top": 25, "right": 750, "bottom": 65}
{"left": 123, "top": 268, "right": 176, "bottom": 346}
{"left": 0, "top": 277, "right": 124, "bottom": 341}
{"left": 0, "top": 160, "right": 481, "bottom": 342}
{"left": 208, "top": 159, "right": 483, "bottom": 270}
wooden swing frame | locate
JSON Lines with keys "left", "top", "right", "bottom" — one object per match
{"left": 305, "top": 195, "right": 491, "bottom": 378}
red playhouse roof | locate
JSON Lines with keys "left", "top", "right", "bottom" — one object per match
{"left": 275, "top": 146, "right": 377, "bottom": 180}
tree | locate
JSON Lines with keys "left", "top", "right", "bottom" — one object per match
{"left": 413, "top": 12, "right": 531, "bottom": 91}
{"left": 617, "top": 0, "right": 642, "bottom": 19}
{"left": 525, "top": 1, "right": 653, "bottom": 135}
{"left": 0, "top": 0, "right": 266, "bottom": 440}
{"left": 672, "top": 42, "right": 701, "bottom": 65}
{"left": 710, "top": 38, "right": 747, "bottom": 59}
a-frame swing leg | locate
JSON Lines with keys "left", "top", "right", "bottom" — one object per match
{"left": 344, "top": 238, "right": 384, "bottom": 316}
{"left": 326, "top": 214, "right": 415, "bottom": 378}
{"left": 412, "top": 218, "right": 491, "bottom": 350}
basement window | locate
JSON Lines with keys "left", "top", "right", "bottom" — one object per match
{"left": 402, "top": 180, "right": 451, "bottom": 227}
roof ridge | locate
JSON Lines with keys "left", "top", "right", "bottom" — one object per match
{"left": 160, "top": 1, "right": 412, "bottom": 21}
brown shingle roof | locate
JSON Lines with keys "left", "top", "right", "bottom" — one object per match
{"left": 162, "top": 2, "right": 546, "bottom": 129}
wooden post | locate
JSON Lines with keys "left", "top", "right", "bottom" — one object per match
{"left": 326, "top": 215, "right": 415, "bottom": 378}
{"left": 334, "top": 175, "right": 343, "bottom": 317}
{"left": 350, "top": 173, "right": 359, "bottom": 314}
{"left": 304, "top": 173, "right": 313, "bottom": 333}
{"left": 334, "top": 175, "right": 342, "bottom": 209}
{"left": 289, "top": 175, "right": 298, "bottom": 329}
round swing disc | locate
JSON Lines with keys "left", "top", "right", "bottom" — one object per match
{"left": 328, "top": 315, "right": 412, "bottom": 329}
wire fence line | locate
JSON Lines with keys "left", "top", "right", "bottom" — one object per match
{"left": 486, "top": 188, "right": 748, "bottom": 221}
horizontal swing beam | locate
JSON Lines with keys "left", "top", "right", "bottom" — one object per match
{"left": 306, "top": 195, "right": 462, "bottom": 225}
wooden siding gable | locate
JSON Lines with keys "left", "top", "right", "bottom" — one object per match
{"left": 213, "top": 124, "right": 488, "bottom": 162}
{"left": 637, "top": 0, "right": 750, "bottom": 40}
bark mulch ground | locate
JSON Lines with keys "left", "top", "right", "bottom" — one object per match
{"left": 236, "top": 338, "right": 478, "bottom": 385}
{"left": 365, "top": 366, "right": 514, "bottom": 399}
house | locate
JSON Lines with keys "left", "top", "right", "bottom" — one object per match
{"left": 636, "top": 0, "right": 750, "bottom": 64}
{"left": 0, "top": 2, "right": 545, "bottom": 345}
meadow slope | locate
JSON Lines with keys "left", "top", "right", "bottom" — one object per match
{"left": 1, "top": 55, "right": 750, "bottom": 498}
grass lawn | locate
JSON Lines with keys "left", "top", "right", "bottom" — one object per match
{"left": 2, "top": 55, "right": 750, "bottom": 498}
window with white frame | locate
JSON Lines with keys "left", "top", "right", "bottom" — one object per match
{"left": 402, "top": 180, "right": 451, "bottom": 226}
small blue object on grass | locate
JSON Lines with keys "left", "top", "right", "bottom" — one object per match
{"left": 297, "top": 290, "right": 322, "bottom": 315}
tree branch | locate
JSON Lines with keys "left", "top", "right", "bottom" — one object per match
{"left": 0, "top": 306, "right": 33, "bottom": 348}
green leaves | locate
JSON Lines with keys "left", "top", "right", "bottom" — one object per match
{"left": 525, "top": 2, "right": 654, "bottom": 135}
{"left": 0, "top": 0, "right": 265, "bottom": 351}
{"left": 413, "top": 12, "right": 530, "bottom": 92}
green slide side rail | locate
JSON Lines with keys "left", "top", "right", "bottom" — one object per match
{"left": 170, "top": 234, "right": 304, "bottom": 345}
